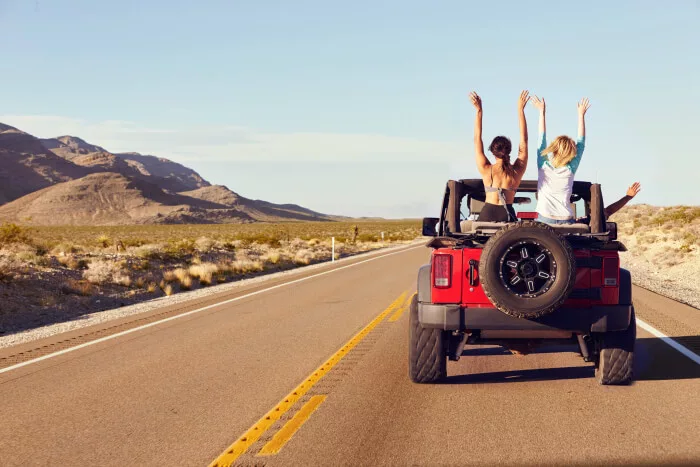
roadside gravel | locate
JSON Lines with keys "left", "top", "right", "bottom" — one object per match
{"left": 0, "top": 241, "right": 424, "bottom": 349}
{"left": 620, "top": 251, "right": 700, "bottom": 310}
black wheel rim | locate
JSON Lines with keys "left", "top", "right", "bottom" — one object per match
{"left": 498, "top": 239, "right": 557, "bottom": 298}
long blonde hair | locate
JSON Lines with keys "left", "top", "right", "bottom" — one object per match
{"left": 542, "top": 135, "right": 577, "bottom": 168}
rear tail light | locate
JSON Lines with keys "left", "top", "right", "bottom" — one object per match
{"left": 602, "top": 257, "right": 619, "bottom": 286}
{"left": 433, "top": 254, "right": 452, "bottom": 288}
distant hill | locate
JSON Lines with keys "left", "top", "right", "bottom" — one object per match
{"left": 182, "top": 185, "right": 339, "bottom": 222}
{"left": 114, "top": 152, "right": 209, "bottom": 192}
{"left": 0, "top": 122, "right": 338, "bottom": 225}
{"left": 40, "top": 135, "right": 107, "bottom": 160}
{"left": 0, "top": 124, "right": 92, "bottom": 204}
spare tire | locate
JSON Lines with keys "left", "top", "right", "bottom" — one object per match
{"left": 479, "top": 221, "right": 576, "bottom": 319}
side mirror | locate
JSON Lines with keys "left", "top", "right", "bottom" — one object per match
{"left": 606, "top": 222, "right": 618, "bottom": 240}
{"left": 422, "top": 217, "right": 439, "bottom": 237}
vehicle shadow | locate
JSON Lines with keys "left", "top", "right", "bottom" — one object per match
{"left": 634, "top": 336, "right": 700, "bottom": 381}
{"left": 448, "top": 336, "right": 700, "bottom": 384}
{"left": 442, "top": 366, "right": 594, "bottom": 384}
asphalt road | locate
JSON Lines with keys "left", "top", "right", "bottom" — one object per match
{"left": 0, "top": 245, "right": 698, "bottom": 466}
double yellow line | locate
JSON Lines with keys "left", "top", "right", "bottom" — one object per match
{"left": 208, "top": 290, "right": 415, "bottom": 466}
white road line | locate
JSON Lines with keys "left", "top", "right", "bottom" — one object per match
{"left": 0, "top": 245, "right": 424, "bottom": 375}
{"left": 636, "top": 318, "right": 700, "bottom": 365}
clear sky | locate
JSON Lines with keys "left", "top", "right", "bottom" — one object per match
{"left": 1, "top": 0, "right": 698, "bottom": 217}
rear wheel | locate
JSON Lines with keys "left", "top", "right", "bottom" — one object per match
{"left": 595, "top": 309, "right": 636, "bottom": 385}
{"left": 479, "top": 221, "right": 577, "bottom": 319}
{"left": 409, "top": 295, "right": 447, "bottom": 383}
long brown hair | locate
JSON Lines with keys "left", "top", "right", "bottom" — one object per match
{"left": 489, "top": 136, "right": 516, "bottom": 179}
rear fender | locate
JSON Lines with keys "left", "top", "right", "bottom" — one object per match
{"left": 417, "top": 264, "right": 431, "bottom": 303}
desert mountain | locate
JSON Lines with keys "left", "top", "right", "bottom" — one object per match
{"left": 0, "top": 173, "right": 254, "bottom": 225}
{"left": 0, "top": 124, "right": 92, "bottom": 204}
{"left": 0, "top": 122, "right": 336, "bottom": 225}
{"left": 40, "top": 135, "right": 107, "bottom": 160}
{"left": 114, "top": 152, "right": 209, "bottom": 192}
{"left": 182, "top": 185, "right": 338, "bottom": 222}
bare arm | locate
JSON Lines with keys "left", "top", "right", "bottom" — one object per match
{"left": 569, "top": 98, "right": 591, "bottom": 173}
{"left": 577, "top": 97, "right": 590, "bottom": 139}
{"left": 515, "top": 90, "right": 530, "bottom": 172}
{"left": 469, "top": 92, "right": 489, "bottom": 174}
{"left": 531, "top": 95, "right": 547, "bottom": 168}
{"left": 605, "top": 182, "right": 641, "bottom": 217}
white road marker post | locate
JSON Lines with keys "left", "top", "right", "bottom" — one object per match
{"left": 381, "top": 232, "right": 384, "bottom": 241}
{"left": 332, "top": 237, "right": 335, "bottom": 262}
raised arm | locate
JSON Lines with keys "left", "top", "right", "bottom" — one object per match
{"left": 577, "top": 97, "right": 590, "bottom": 140}
{"left": 569, "top": 97, "right": 591, "bottom": 173}
{"left": 605, "top": 182, "right": 641, "bottom": 217}
{"left": 515, "top": 90, "right": 530, "bottom": 172}
{"left": 469, "top": 92, "right": 489, "bottom": 175}
{"left": 531, "top": 95, "right": 546, "bottom": 168}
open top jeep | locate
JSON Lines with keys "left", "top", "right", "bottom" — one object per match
{"left": 409, "top": 179, "right": 635, "bottom": 385}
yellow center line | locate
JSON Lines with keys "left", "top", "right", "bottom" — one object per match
{"left": 208, "top": 290, "right": 409, "bottom": 467}
{"left": 389, "top": 292, "right": 416, "bottom": 322}
{"left": 257, "top": 395, "right": 327, "bottom": 456}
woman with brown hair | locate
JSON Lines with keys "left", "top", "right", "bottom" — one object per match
{"left": 469, "top": 90, "right": 531, "bottom": 222}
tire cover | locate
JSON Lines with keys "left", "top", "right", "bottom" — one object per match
{"left": 479, "top": 221, "right": 576, "bottom": 319}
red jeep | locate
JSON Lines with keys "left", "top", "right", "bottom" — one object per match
{"left": 410, "top": 179, "right": 635, "bottom": 385}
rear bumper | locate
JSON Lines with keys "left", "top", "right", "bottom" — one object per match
{"left": 418, "top": 303, "right": 632, "bottom": 333}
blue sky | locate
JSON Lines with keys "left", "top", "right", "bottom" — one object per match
{"left": 1, "top": 0, "right": 698, "bottom": 217}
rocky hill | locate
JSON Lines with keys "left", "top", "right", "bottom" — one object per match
{"left": 0, "top": 122, "right": 335, "bottom": 225}
{"left": 0, "top": 124, "right": 92, "bottom": 204}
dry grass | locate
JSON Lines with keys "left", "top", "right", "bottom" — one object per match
{"left": 25, "top": 221, "right": 419, "bottom": 249}
{"left": 189, "top": 262, "right": 219, "bottom": 286}
{"left": 83, "top": 260, "right": 132, "bottom": 287}
{"left": 57, "top": 255, "right": 89, "bottom": 270}
{"left": 60, "top": 279, "right": 94, "bottom": 296}
{"left": 0, "top": 221, "right": 420, "bottom": 319}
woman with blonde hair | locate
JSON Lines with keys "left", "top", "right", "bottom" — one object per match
{"left": 531, "top": 96, "right": 591, "bottom": 224}
{"left": 469, "top": 90, "right": 531, "bottom": 222}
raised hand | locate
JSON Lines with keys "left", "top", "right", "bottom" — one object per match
{"left": 626, "top": 182, "right": 641, "bottom": 198}
{"left": 578, "top": 97, "right": 591, "bottom": 115}
{"left": 518, "top": 90, "right": 530, "bottom": 111}
{"left": 469, "top": 91, "right": 482, "bottom": 111}
{"left": 531, "top": 95, "right": 546, "bottom": 112}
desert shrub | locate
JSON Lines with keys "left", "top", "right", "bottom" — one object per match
{"left": 16, "top": 251, "right": 51, "bottom": 267}
{"left": 0, "top": 256, "right": 23, "bottom": 281}
{"left": 221, "top": 241, "right": 237, "bottom": 251}
{"left": 189, "top": 262, "right": 219, "bottom": 286}
{"left": 163, "top": 270, "right": 178, "bottom": 283}
{"left": 0, "top": 223, "right": 32, "bottom": 247}
{"left": 96, "top": 234, "right": 112, "bottom": 248}
{"left": 131, "top": 260, "right": 150, "bottom": 271}
{"left": 134, "top": 276, "right": 147, "bottom": 289}
{"left": 83, "top": 260, "right": 131, "bottom": 286}
{"left": 293, "top": 249, "right": 314, "bottom": 265}
{"left": 262, "top": 251, "right": 281, "bottom": 265}
{"left": 682, "top": 232, "right": 699, "bottom": 246}
{"left": 132, "top": 244, "right": 164, "bottom": 260}
{"left": 58, "top": 255, "right": 89, "bottom": 270}
{"left": 51, "top": 243, "right": 80, "bottom": 256}
{"left": 679, "top": 243, "right": 693, "bottom": 253}
{"left": 163, "top": 239, "right": 196, "bottom": 259}
{"left": 231, "top": 259, "right": 264, "bottom": 274}
{"left": 147, "top": 282, "right": 158, "bottom": 293}
{"left": 173, "top": 268, "right": 190, "bottom": 284}
{"left": 195, "top": 236, "right": 215, "bottom": 253}
{"left": 358, "top": 233, "right": 379, "bottom": 242}
{"left": 179, "top": 274, "right": 193, "bottom": 290}
{"left": 113, "top": 271, "right": 132, "bottom": 287}
{"left": 60, "top": 279, "right": 94, "bottom": 296}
